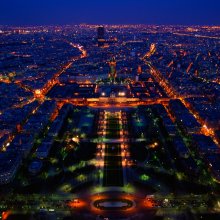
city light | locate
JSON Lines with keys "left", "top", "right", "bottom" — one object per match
{"left": 0, "top": 21, "right": 220, "bottom": 220}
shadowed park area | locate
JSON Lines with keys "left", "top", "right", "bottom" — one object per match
{"left": 103, "top": 144, "right": 124, "bottom": 187}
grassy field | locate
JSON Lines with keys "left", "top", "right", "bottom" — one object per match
{"left": 103, "top": 114, "right": 123, "bottom": 187}
{"left": 106, "top": 116, "right": 121, "bottom": 139}
{"left": 103, "top": 144, "right": 124, "bottom": 187}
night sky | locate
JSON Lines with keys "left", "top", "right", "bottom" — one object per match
{"left": 0, "top": 0, "right": 220, "bottom": 26}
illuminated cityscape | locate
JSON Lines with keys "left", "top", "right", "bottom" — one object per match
{"left": 1, "top": 1, "right": 220, "bottom": 220}
{"left": 0, "top": 23, "right": 220, "bottom": 220}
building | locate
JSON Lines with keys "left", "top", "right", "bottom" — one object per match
{"left": 97, "top": 26, "right": 105, "bottom": 40}
{"left": 0, "top": 153, "right": 22, "bottom": 185}
{"left": 97, "top": 26, "right": 105, "bottom": 47}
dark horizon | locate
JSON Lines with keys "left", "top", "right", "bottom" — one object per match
{"left": 1, "top": 0, "right": 220, "bottom": 26}
{"left": 1, "top": 23, "right": 220, "bottom": 27}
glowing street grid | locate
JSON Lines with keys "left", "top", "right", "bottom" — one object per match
{"left": 0, "top": 25, "right": 220, "bottom": 220}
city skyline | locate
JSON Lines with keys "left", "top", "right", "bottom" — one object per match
{"left": 1, "top": 0, "right": 220, "bottom": 26}
{"left": 1, "top": 1, "right": 220, "bottom": 219}
{"left": 1, "top": 24, "right": 220, "bottom": 219}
